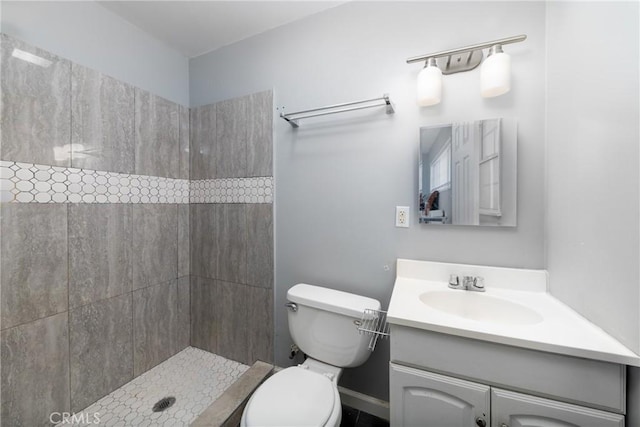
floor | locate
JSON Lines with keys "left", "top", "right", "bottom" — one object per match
{"left": 57, "top": 347, "right": 248, "bottom": 427}
{"left": 340, "top": 405, "right": 390, "bottom": 427}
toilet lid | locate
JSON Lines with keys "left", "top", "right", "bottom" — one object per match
{"left": 245, "top": 367, "right": 335, "bottom": 427}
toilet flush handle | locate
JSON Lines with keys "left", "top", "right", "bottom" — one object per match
{"left": 285, "top": 302, "right": 298, "bottom": 312}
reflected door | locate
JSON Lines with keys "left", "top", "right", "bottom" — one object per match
{"left": 452, "top": 122, "right": 479, "bottom": 225}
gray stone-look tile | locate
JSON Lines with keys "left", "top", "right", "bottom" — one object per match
{"left": 1, "top": 34, "right": 71, "bottom": 166}
{"left": 247, "top": 90, "right": 273, "bottom": 177}
{"left": 1, "top": 204, "right": 68, "bottom": 330}
{"left": 179, "top": 105, "right": 190, "bottom": 179}
{"left": 190, "top": 104, "right": 216, "bottom": 180}
{"left": 216, "top": 97, "right": 247, "bottom": 178}
{"left": 217, "top": 281, "right": 249, "bottom": 364}
{"left": 69, "top": 294, "right": 133, "bottom": 412}
{"left": 71, "top": 64, "right": 135, "bottom": 173}
{"left": 132, "top": 204, "right": 177, "bottom": 290}
{"left": 69, "top": 204, "right": 132, "bottom": 308}
{"left": 216, "top": 204, "right": 247, "bottom": 284}
{"left": 190, "top": 276, "right": 217, "bottom": 353}
{"left": 1, "top": 312, "right": 70, "bottom": 426}
{"left": 133, "top": 280, "right": 178, "bottom": 375}
{"left": 247, "top": 287, "right": 274, "bottom": 364}
{"left": 177, "top": 276, "right": 190, "bottom": 351}
{"left": 135, "top": 89, "right": 179, "bottom": 178}
{"left": 178, "top": 204, "right": 190, "bottom": 278}
{"left": 246, "top": 204, "right": 273, "bottom": 289}
{"left": 190, "top": 204, "right": 216, "bottom": 279}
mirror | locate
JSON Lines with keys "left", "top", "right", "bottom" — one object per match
{"left": 418, "top": 118, "right": 517, "bottom": 227}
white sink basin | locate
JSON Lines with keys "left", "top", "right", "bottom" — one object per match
{"left": 419, "top": 291, "right": 544, "bottom": 326}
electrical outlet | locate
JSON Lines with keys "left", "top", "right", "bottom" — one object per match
{"left": 395, "top": 206, "right": 410, "bottom": 228}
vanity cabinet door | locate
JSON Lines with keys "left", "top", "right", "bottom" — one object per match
{"left": 390, "top": 363, "right": 490, "bottom": 427}
{"left": 491, "top": 388, "right": 625, "bottom": 427}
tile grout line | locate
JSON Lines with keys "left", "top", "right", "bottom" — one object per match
{"left": 67, "top": 61, "right": 73, "bottom": 411}
{"left": 67, "top": 192, "right": 72, "bottom": 412}
{"left": 131, "top": 82, "right": 136, "bottom": 377}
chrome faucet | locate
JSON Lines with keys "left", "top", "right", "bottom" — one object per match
{"left": 448, "top": 274, "right": 485, "bottom": 292}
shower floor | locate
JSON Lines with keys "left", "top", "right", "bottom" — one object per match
{"left": 58, "top": 347, "right": 249, "bottom": 427}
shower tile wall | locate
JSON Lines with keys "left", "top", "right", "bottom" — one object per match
{"left": 189, "top": 90, "right": 274, "bottom": 367}
{"left": 0, "top": 34, "right": 190, "bottom": 426}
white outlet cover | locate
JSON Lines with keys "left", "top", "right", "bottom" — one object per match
{"left": 396, "top": 206, "right": 410, "bottom": 228}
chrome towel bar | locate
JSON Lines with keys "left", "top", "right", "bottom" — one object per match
{"left": 280, "top": 94, "right": 395, "bottom": 128}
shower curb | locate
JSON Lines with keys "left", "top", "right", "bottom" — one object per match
{"left": 192, "top": 360, "right": 273, "bottom": 427}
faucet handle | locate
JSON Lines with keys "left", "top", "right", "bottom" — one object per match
{"left": 448, "top": 274, "right": 462, "bottom": 289}
{"left": 470, "top": 276, "right": 485, "bottom": 292}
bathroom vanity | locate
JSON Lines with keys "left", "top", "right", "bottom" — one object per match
{"left": 387, "top": 259, "right": 640, "bottom": 427}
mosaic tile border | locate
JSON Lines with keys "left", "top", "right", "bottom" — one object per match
{"left": 0, "top": 161, "right": 189, "bottom": 204}
{"left": 190, "top": 177, "right": 273, "bottom": 204}
{"left": 0, "top": 161, "right": 274, "bottom": 204}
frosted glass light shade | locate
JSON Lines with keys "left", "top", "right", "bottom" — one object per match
{"left": 417, "top": 64, "right": 442, "bottom": 106}
{"left": 481, "top": 51, "right": 511, "bottom": 98}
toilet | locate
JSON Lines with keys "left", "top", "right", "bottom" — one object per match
{"left": 241, "top": 283, "right": 381, "bottom": 427}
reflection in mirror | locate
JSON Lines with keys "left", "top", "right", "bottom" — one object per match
{"left": 418, "top": 118, "right": 517, "bottom": 227}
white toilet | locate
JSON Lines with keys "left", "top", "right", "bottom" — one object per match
{"left": 241, "top": 283, "right": 381, "bottom": 427}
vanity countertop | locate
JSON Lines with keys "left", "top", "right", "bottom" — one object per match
{"left": 387, "top": 259, "right": 640, "bottom": 367}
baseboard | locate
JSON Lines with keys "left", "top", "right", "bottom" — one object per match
{"left": 338, "top": 386, "right": 390, "bottom": 421}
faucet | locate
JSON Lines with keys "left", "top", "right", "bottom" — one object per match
{"left": 448, "top": 274, "right": 485, "bottom": 292}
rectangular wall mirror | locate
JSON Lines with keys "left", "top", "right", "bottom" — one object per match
{"left": 418, "top": 118, "right": 517, "bottom": 227}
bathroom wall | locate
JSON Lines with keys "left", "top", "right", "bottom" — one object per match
{"left": 189, "top": 91, "right": 275, "bottom": 367}
{"left": 0, "top": 1, "right": 189, "bottom": 105}
{"left": 190, "top": 1, "right": 547, "bottom": 400}
{"left": 0, "top": 35, "right": 190, "bottom": 426}
{"left": 545, "top": 0, "right": 639, "bottom": 358}
{"left": 544, "top": 2, "right": 640, "bottom": 422}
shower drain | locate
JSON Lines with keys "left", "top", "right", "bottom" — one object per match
{"left": 152, "top": 397, "right": 176, "bottom": 412}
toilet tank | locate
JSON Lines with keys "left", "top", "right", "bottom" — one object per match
{"left": 286, "top": 284, "right": 382, "bottom": 368}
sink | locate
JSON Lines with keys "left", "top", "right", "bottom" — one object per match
{"left": 419, "top": 291, "right": 544, "bottom": 325}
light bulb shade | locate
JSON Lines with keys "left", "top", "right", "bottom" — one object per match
{"left": 481, "top": 51, "right": 511, "bottom": 98}
{"left": 417, "top": 64, "right": 442, "bottom": 106}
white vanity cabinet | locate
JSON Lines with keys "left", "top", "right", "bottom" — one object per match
{"left": 390, "top": 325, "right": 627, "bottom": 427}
{"left": 390, "top": 362, "right": 625, "bottom": 427}
{"left": 491, "top": 389, "right": 624, "bottom": 427}
{"left": 390, "top": 363, "right": 490, "bottom": 427}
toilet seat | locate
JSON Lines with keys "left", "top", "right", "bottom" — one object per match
{"left": 242, "top": 366, "right": 339, "bottom": 427}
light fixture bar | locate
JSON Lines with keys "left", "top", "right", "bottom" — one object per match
{"left": 406, "top": 34, "right": 526, "bottom": 64}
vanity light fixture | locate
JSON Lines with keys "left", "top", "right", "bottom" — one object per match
{"left": 417, "top": 57, "right": 442, "bottom": 106}
{"left": 407, "top": 34, "right": 526, "bottom": 105}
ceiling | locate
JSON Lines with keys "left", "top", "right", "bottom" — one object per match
{"left": 98, "top": 1, "right": 346, "bottom": 58}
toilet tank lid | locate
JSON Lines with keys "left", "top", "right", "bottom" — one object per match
{"left": 287, "top": 284, "right": 381, "bottom": 318}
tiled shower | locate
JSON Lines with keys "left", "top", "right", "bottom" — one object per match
{"left": 0, "top": 33, "right": 274, "bottom": 426}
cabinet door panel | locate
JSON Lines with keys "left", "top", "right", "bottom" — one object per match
{"left": 492, "top": 388, "right": 624, "bottom": 427}
{"left": 391, "top": 363, "right": 489, "bottom": 427}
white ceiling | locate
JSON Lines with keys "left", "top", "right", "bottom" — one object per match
{"left": 98, "top": 1, "right": 346, "bottom": 58}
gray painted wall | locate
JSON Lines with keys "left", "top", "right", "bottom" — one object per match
{"left": 190, "top": 1, "right": 547, "bottom": 400}
{"left": 544, "top": 2, "right": 640, "bottom": 421}
{"left": 0, "top": 1, "right": 189, "bottom": 105}
{"left": 545, "top": 1, "right": 639, "bottom": 355}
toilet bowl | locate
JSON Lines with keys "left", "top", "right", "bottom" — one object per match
{"left": 240, "top": 284, "right": 381, "bottom": 427}
{"left": 240, "top": 359, "right": 342, "bottom": 427}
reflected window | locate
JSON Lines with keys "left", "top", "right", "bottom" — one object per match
{"left": 430, "top": 144, "right": 451, "bottom": 192}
